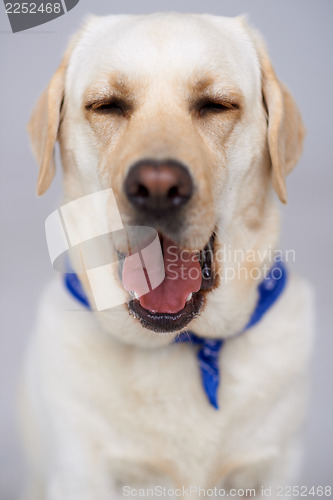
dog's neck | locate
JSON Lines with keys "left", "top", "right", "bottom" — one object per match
{"left": 64, "top": 260, "right": 288, "bottom": 409}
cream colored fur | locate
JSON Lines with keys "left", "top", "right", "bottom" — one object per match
{"left": 21, "top": 13, "right": 313, "bottom": 500}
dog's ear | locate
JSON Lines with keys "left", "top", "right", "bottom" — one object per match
{"left": 259, "top": 45, "right": 305, "bottom": 203}
{"left": 28, "top": 42, "right": 74, "bottom": 196}
{"left": 244, "top": 22, "right": 305, "bottom": 204}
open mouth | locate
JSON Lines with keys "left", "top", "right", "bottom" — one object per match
{"left": 123, "top": 232, "right": 216, "bottom": 333}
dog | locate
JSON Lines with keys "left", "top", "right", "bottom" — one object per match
{"left": 21, "top": 13, "right": 314, "bottom": 500}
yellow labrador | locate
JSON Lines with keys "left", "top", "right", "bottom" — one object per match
{"left": 22, "top": 13, "right": 313, "bottom": 500}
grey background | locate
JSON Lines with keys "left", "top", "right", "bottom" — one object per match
{"left": 1, "top": 1, "right": 332, "bottom": 498}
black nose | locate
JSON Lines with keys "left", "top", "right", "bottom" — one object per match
{"left": 124, "top": 160, "right": 193, "bottom": 212}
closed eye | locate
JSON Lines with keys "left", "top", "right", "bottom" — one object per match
{"left": 85, "top": 99, "right": 129, "bottom": 116}
{"left": 198, "top": 99, "right": 239, "bottom": 117}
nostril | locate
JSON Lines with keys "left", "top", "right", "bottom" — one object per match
{"left": 167, "top": 186, "right": 179, "bottom": 199}
{"left": 167, "top": 186, "right": 187, "bottom": 208}
{"left": 127, "top": 184, "right": 149, "bottom": 206}
{"left": 137, "top": 184, "right": 149, "bottom": 198}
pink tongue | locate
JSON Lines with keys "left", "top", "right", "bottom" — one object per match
{"left": 122, "top": 237, "right": 202, "bottom": 313}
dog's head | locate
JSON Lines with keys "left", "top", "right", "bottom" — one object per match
{"left": 29, "top": 14, "right": 304, "bottom": 344}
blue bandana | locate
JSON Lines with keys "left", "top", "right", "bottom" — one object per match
{"left": 64, "top": 260, "right": 287, "bottom": 410}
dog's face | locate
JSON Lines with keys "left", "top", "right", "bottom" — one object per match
{"left": 29, "top": 14, "right": 304, "bottom": 344}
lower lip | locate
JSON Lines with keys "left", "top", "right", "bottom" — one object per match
{"left": 127, "top": 291, "right": 204, "bottom": 333}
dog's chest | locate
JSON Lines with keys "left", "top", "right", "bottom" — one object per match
{"left": 31, "top": 275, "right": 313, "bottom": 492}
{"left": 61, "top": 331, "right": 287, "bottom": 489}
